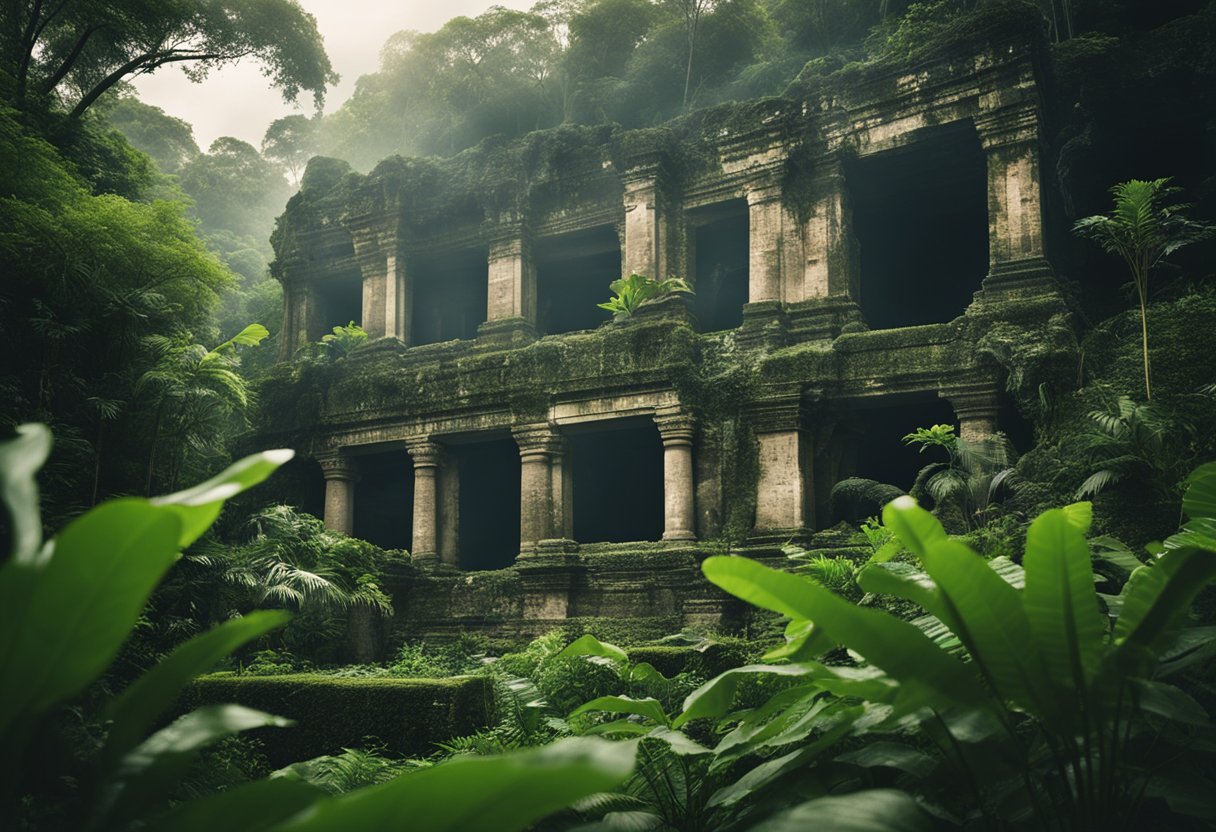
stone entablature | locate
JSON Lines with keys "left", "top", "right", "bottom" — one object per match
{"left": 263, "top": 14, "right": 1078, "bottom": 635}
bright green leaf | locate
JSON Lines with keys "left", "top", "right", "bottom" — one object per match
{"left": 748, "top": 789, "right": 933, "bottom": 831}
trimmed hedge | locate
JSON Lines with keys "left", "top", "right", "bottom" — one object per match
{"left": 183, "top": 674, "right": 492, "bottom": 766}
{"left": 627, "top": 643, "right": 751, "bottom": 679}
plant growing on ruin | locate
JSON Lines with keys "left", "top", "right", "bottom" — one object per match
{"left": 1073, "top": 178, "right": 1214, "bottom": 400}
{"left": 320, "top": 321, "right": 369, "bottom": 357}
{"left": 598, "top": 273, "right": 693, "bottom": 319}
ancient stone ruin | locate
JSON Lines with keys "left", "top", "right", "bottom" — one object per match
{"left": 264, "top": 13, "right": 1075, "bottom": 646}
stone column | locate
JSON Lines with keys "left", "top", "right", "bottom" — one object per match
{"left": 750, "top": 391, "right": 813, "bottom": 534}
{"left": 514, "top": 423, "right": 561, "bottom": 551}
{"left": 406, "top": 437, "right": 442, "bottom": 567}
{"left": 941, "top": 384, "right": 1001, "bottom": 444}
{"left": 654, "top": 407, "right": 696, "bottom": 541}
{"left": 317, "top": 451, "right": 356, "bottom": 535}
{"left": 745, "top": 180, "right": 785, "bottom": 303}
{"left": 481, "top": 217, "right": 537, "bottom": 339}
{"left": 437, "top": 454, "right": 460, "bottom": 567}
{"left": 801, "top": 157, "right": 859, "bottom": 301}
{"left": 550, "top": 436, "right": 574, "bottom": 539}
{"left": 352, "top": 224, "right": 411, "bottom": 343}
{"left": 975, "top": 107, "right": 1051, "bottom": 282}
{"left": 622, "top": 165, "right": 669, "bottom": 279}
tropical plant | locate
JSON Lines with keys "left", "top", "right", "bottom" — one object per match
{"left": 692, "top": 463, "right": 1216, "bottom": 829}
{"left": 320, "top": 321, "right": 369, "bottom": 357}
{"left": 0, "top": 425, "right": 637, "bottom": 831}
{"left": 1075, "top": 395, "right": 1178, "bottom": 500}
{"left": 134, "top": 322, "right": 269, "bottom": 494}
{"left": 1073, "top": 178, "right": 1214, "bottom": 400}
{"left": 597, "top": 274, "right": 693, "bottom": 319}
{"left": 902, "top": 423, "right": 1018, "bottom": 530}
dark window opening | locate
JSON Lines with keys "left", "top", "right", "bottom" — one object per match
{"left": 411, "top": 248, "right": 488, "bottom": 346}
{"left": 691, "top": 201, "right": 749, "bottom": 331}
{"left": 569, "top": 420, "right": 663, "bottom": 543}
{"left": 847, "top": 123, "right": 988, "bottom": 329}
{"left": 353, "top": 450, "right": 413, "bottom": 550}
{"left": 314, "top": 273, "right": 363, "bottom": 336}
{"left": 536, "top": 226, "right": 620, "bottom": 335}
{"left": 455, "top": 438, "right": 521, "bottom": 571}
{"left": 834, "top": 397, "right": 958, "bottom": 523}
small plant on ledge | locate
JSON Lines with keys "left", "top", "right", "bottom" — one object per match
{"left": 598, "top": 273, "right": 693, "bottom": 319}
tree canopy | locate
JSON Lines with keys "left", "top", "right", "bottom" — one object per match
{"left": 1, "top": 0, "right": 338, "bottom": 117}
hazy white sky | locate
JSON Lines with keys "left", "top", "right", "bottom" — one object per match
{"left": 133, "top": 0, "right": 534, "bottom": 150}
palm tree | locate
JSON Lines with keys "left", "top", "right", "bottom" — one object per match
{"left": 1073, "top": 178, "right": 1213, "bottom": 400}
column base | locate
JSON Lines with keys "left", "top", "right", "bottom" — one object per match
{"left": 662, "top": 530, "right": 696, "bottom": 542}
{"left": 785, "top": 297, "right": 865, "bottom": 341}
{"left": 747, "top": 527, "right": 815, "bottom": 549}
{"left": 738, "top": 301, "right": 788, "bottom": 350}
{"left": 977, "top": 257, "right": 1060, "bottom": 301}
{"left": 411, "top": 551, "right": 441, "bottom": 572}
{"left": 477, "top": 317, "right": 537, "bottom": 347}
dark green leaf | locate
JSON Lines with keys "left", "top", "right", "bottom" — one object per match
{"left": 145, "top": 774, "right": 321, "bottom": 832}
{"left": 0, "top": 499, "right": 181, "bottom": 740}
{"left": 836, "top": 742, "right": 938, "bottom": 778}
{"left": 558, "top": 634, "right": 629, "bottom": 664}
{"left": 572, "top": 696, "right": 668, "bottom": 726}
{"left": 748, "top": 789, "right": 933, "bottom": 831}
{"left": 272, "top": 737, "right": 636, "bottom": 832}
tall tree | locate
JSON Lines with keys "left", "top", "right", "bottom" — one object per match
{"left": 667, "top": 0, "right": 719, "bottom": 110}
{"left": 1, "top": 0, "right": 337, "bottom": 117}
{"left": 261, "top": 113, "right": 317, "bottom": 185}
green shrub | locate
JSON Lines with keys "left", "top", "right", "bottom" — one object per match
{"left": 183, "top": 674, "right": 493, "bottom": 765}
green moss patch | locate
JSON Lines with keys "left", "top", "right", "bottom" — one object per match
{"left": 183, "top": 674, "right": 492, "bottom": 765}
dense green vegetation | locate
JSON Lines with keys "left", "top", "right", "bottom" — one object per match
{"left": 2, "top": 0, "right": 1216, "bottom": 829}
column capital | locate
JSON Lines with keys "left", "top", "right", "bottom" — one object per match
{"left": 974, "top": 107, "right": 1040, "bottom": 151}
{"left": 939, "top": 383, "right": 1000, "bottom": 422}
{"left": 744, "top": 176, "right": 783, "bottom": 206}
{"left": 316, "top": 450, "right": 357, "bottom": 480}
{"left": 513, "top": 423, "right": 562, "bottom": 458}
{"left": 747, "top": 386, "right": 807, "bottom": 434}
{"left": 405, "top": 437, "right": 443, "bottom": 469}
{"left": 654, "top": 406, "right": 695, "bottom": 445}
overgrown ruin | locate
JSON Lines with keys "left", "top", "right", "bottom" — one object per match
{"left": 262, "top": 11, "right": 1077, "bottom": 652}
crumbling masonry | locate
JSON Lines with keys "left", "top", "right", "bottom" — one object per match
{"left": 263, "top": 14, "right": 1076, "bottom": 648}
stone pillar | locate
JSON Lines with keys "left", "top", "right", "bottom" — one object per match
{"left": 941, "top": 384, "right": 1001, "bottom": 444}
{"left": 750, "top": 391, "right": 813, "bottom": 534}
{"left": 745, "top": 180, "right": 785, "bottom": 303}
{"left": 975, "top": 107, "right": 1050, "bottom": 281}
{"left": 514, "top": 423, "right": 561, "bottom": 552}
{"left": 622, "top": 165, "right": 669, "bottom": 279}
{"left": 352, "top": 224, "right": 411, "bottom": 343}
{"left": 480, "top": 217, "right": 537, "bottom": 342}
{"left": 654, "top": 407, "right": 696, "bottom": 541}
{"left": 317, "top": 451, "right": 356, "bottom": 535}
{"left": 406, "top": 437, "right": 442, "bottom": 567}
{"left": 550, "top": 436, "right": 574, "bottom": 539}
{"left": 438, "top": 453, "right": 460, "bottom": 567}
{"left": 801, "top": 158, "right": 859, "bottom": 301}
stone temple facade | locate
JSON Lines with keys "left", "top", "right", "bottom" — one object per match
{"left": 264, "top": 12, "right": 1075, "bottom": 647}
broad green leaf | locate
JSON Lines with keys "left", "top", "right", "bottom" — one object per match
{"left": 1164, "top": 517, "right": 1216, "bottom": 552}
{"left": 1061, "top": 501, "right": 1094, "bottom": 533}
{"left": 583, "top": 720, "right": 653, "bottom": 737}
{"left": 101, "top": 610, "right": 291, "bottom": 766}
{"left": 919, "top": 539, "right": 1047, "bottom": 713}
{"left": 836, "top": 742, "right": 938, "bottom": 778}
{"left": 1022, "top": 509, "right": 1105, "bottom": 692}
{"left": 989, "top": 555, "right": 1025, "bottom": 589}
{"left": 273, "top": 737, "right": 636, "bottom": 832}
{"left": 1156, "top": 626, "right": 1216, "bottom": 678}
{"left": 702, "top": 557, "right": 991, "bottom": 712}
{"left": 558, "top": 634, "right": 629, "bottom": 664}
{"left": 748, "top": 789, "right": 932, "bottom": 831}
{"left": 0, "top": 424, "right": 51, "bottom": 564}
{"left": 0, "top": 499, "right": 181, "bottom": 740}
{"left": 1112, "top": 546, "right": 1216, "bottom": 674}
{"left": 103, "top": 705, "right": 291, "bottom": 826}
{"left": 145, "top": 763, "right": 322, "bottom": 832}
{"left": 576, "top": 811, "right": 665, "bottom": 831}
{"left": 712, "top": 684, "right": 823, "bottom": 759}
{"left": 1182, "top": 461, "right": 1216, "bottom": 520}
{"left": 1132, "top": 679, "right": 1210, "bottom": 725}
{"left": 153, "top": 449, "right": 294, "bottom": 547}
{"left": 706, "top": 706, "right": 861, "bottom": 809}
{"left": 644, "top": 727, "right": 710, "bottom": 756}
{"left": 762, "top": 619, "right": 833, "bottom": 662}
{"left": 627, "top": 662, "right": 670, "bottom": 684}
{"left": 856, "top": 562, "right": 942, "bottom": 615}
{"left": 674, "top": 664, "right": 817, "bottom": 729}
{"left": 881, "top": 496, "right": 947, "bottom": 559}
{"left": 572, "top": 696, "right": 668, "bottom": 726}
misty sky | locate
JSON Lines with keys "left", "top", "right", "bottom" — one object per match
{"left": 132, "top": 0, "right": 534, "bottom": 150}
